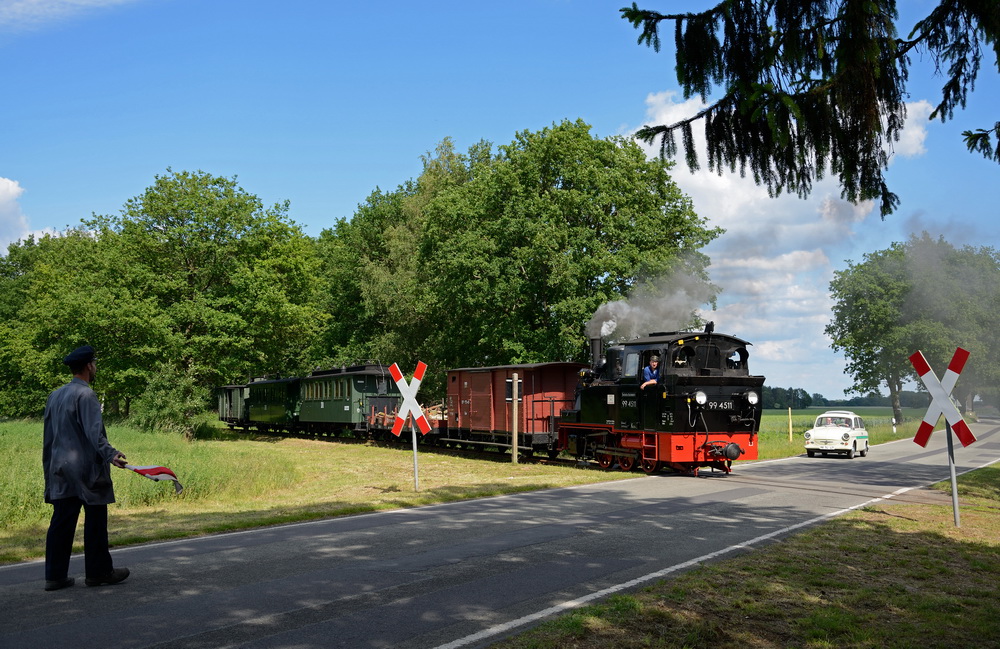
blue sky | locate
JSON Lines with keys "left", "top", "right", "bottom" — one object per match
{"left": 2, "top": 0, "right": 997, "bottom": 399}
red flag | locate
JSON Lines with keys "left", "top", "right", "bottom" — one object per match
{"left": 125, "top": 464, "right": 184, "bottom": 494}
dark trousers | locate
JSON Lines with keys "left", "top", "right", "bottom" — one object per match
{"left": 45, "top": 498, "right": 113, "bottom": 581}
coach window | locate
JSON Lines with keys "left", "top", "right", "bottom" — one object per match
{"left": 623, "top": 352, "right": 640, "bottom": 378}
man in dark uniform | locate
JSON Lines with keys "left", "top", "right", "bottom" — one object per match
{"left": 42, "top": 345, "right": 130, "bottom": 591}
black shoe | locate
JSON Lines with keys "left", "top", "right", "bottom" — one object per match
{"left": 85, "top": 567, "right": 130, "bottom": 587}
{"left": 44, "top": 577, "right": 75, "bottom": 591}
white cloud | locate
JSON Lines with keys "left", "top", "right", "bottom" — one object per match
{"left": 631, "top": 91, "right": 896, "bottom": 397}
{"left": 895, "top": 100, "right": 933, "bottom": 158}
{"left": 0, "top": 0, "right": 139, "bottom": 31}
{"left": 0, "top": 177, "right": 30, "bottom": 249}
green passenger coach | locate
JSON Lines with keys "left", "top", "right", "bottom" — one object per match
{"left": 298, "top": 364, "right": 401, "bottom": 434}
{"left": 247, "top": 377, "right": 300, "bottom": 429}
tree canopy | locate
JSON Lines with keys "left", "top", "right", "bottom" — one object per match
{"left": 316, "top": 119, "right": 720, "bottom": 396}
{"left": 1, "top": 124, "right": 724, "bottom": 422}
{"left": 826, "top": 233, "right": 1000, "bottom": 422}
{"left": 0, "top": 170, "right": 325, "bottom": 421}
{"left": 621, "top": 1, "right": 1000, "bottom": 216}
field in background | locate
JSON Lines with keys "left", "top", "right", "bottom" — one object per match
{"left": 0, "top": 419, "right": 634, "bottom": 564}
{"left": 756, "top": 407, "right": 926, "bottom": 459}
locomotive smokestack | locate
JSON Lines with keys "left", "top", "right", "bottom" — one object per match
{"left": 589, "top": 336, "right": 604, "bottom": 369}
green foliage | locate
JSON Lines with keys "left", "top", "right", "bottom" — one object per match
{"left": 621, "top": 1, "right": 1000, "bottom": 216}
{"left": 0, "top": 133, "right": 719, "bottom": 419}
{"left": 826, "top": 234, "right": 1000, "bottom": 417}
{"left": 316, "top": 120, "right": 719, "bottom": 396}
{"left": 0, "top": 170, "right": 327, "bottom": 424}
{"left": 129, "top": 363, "right": 209, "bottom": 438}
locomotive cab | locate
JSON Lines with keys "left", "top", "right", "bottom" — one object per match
{"left": 560, "top": 327, "right": 765, "bottom": 475}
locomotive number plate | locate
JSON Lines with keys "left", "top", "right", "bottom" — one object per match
{"left": 706, "top": 400, "right": 735, "bottom": 410}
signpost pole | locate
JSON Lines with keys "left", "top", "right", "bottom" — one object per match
{"left": 511, "top": 372, "right": 519, "bottom": 465}
{"left": 945, "top": 420, "right": 960, "bottom": 527}
{"left": 411, "top": 419, "right": 420, "bottom": 492}
{"left": 388, "top": 362, "right": 430, "bottom": 493}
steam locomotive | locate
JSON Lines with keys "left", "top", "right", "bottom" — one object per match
{"left": 217, "top": 325, "right": 764, "bottom": 475}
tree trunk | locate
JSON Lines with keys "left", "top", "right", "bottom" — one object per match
{"left": 887, "top": 377, "right": 903, "bottom": 425}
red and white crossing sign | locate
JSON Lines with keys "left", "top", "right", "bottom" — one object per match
{"left": 909, "top": 348, "right": 976, "bottom": 448}
{"left": 389, "top": 362, "right": 432, "bottom": 437}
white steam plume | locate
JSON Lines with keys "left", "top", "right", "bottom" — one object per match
{"left": 587, "top": 270, "right": 717, "bottom": 340}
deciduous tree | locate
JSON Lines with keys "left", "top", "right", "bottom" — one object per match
{"left": 826, "top": 234, "right": 1000, "bottom": 423}
{"left": 317, "top": 121, "right": 720, "bottom": 397}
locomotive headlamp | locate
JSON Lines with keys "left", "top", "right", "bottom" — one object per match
{"left": 694, "top": 391, "right": 708, "bottom": 405}
{"left": 745, "top": 390, "right": 759, "bottom": 405}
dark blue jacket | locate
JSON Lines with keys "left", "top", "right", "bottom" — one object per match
{"left": 43, "top": 378, "right": 119, "bottom": 505}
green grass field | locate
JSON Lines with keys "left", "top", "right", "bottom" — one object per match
{"left": 1, "top": 419, "right": 638, "bottom": 564}
{"left": 756, "top": 406, "right": 923, "bottom": 459}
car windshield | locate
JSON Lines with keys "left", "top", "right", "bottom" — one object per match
{"left": 817, "top": 417, "right": 851, "bottom": 428}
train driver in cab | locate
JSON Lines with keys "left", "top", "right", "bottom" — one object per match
{"left": 640, "top": 355, "right": 660, "bottom": 389}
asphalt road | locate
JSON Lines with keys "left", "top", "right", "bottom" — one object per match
{"left": 3, "top": 420, "right": 999, "bottom": 649}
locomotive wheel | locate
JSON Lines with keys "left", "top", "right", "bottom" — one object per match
{"left": 596, "top": 453, "right": 613, "bottom": 469}
{"left": 640, "top": 458, "right": 661, "bottom": 474}
{"left": 547, "top": 448, "right": 560, "bottom": 460}
{"left": 618, "top": 455, "right": 636, "bottom": 471}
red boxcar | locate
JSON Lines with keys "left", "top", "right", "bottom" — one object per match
{"left": 444, "top": 362, "right": 586, "bottom": 456}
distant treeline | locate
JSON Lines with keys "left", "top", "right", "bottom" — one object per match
{"left": 761, "top": 386, "right": 936, "bottom": 411}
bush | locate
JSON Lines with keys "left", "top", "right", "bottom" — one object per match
{"left": 129, "top": 363, "right": 209, "bottom": 438}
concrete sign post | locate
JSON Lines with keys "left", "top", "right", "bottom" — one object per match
{"left": 909, "top": 348, "right": 976, "bottom": 527}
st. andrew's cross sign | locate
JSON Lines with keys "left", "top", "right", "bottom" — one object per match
{"left": 388, "top": 361, "right": 432, "bottom": 437}
{"left": 909, "top": 348, "right": 976, "bottom": 448}
{"left": 388, "top": 361, "right": 432, "bottom": 492}
{"left": 909, "top": 347, "right": 976, "bottom": 527}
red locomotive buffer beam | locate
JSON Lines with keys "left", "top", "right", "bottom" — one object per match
{"left": 618, "top": 431, "right": 756, "bottom": 474}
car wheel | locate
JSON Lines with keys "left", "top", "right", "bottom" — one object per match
{"left": 860, "top": 443, "right": 868, "bottom": 457}
{"left": 807, "top": 449, "right": 815, "bottom": 458}
{"left": 846, "top": 444, "right": 855, "bottom": 459}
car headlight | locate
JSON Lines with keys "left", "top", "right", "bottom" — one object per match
{"left": 804, "top": 431, "right": 811, "bottom": 440}
{"left": 745, "top": 390, "right": 759, "bottom": 405}
{"left": 842, "top": 432, "right": 851, "bottom": 441}
{"left": 694, "top": 391, "right": 708, "bottom": 405}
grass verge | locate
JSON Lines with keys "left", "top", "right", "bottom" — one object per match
{"left": 489, "top": 465, "right": 1000, "bottom": 649}
{"left": 0, "top": 420, "right": 635, "bottom": 564}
